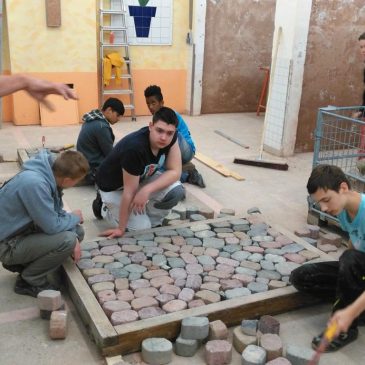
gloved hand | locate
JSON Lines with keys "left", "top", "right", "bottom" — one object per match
{"left": 154, "top": 184, "right": 186, "bottom": 209}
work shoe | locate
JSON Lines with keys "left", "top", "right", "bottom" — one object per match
{"left": 311, "top": 327, "right": 358, "bottom": 352}
{"left": 14, "top": 276, "right": 60, "bottom": 298}
{"left": 187, "top": 168, "right": 206, "bottom": 188}
{"left": 2, "top": 263, "right": 25, "bottom": 274}
{"left": 92, "top": 191, "right": 103, "bottom": 219}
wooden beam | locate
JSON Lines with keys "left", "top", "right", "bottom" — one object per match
{"left": 194, "top": 152, "right": 245, "bottom": 181}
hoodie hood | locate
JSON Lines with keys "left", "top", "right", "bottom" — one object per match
{"left": 82, "top": 109, "right": 107, "bottom": 123}
{"left": 22, "top": 150, "right": 57, "bottom": 192}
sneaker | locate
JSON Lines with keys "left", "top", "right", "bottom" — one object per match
{"left": 188, "top": 168, "right": 206, "bottom": 188}
{"left": 92, "top": 191, "right": 103, "bottom": 219}
{"left": 311, "top": 327, "right": 358, "bottom": 352}
{"left": 14, "top": 276, "right": 60, "bottom": 298}
{"left": 2, "top": 263, "right": 25, "bottom": 273}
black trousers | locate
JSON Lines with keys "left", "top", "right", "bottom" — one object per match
{"left": 290, "top": 249, "right": 365, "bottom": 329}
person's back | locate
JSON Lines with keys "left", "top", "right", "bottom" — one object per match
{"left": 77, "top": 97, "right": 124, "bottom": 183}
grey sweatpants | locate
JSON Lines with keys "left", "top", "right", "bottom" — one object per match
{"left": 0, "top": 225, "right": 84, "bottom": 286}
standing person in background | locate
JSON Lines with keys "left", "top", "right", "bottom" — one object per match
{"left": 144, "top": 85, "right": 205, "bottom": 188}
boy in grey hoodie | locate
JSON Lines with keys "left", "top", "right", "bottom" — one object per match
{"left": 0, "top": 150, "right": 89, "bottom": 297}
{"left": 77, "top": 97, "right": 125, "bottom": 185}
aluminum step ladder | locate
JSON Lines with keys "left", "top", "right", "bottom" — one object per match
{"left": 99, "top": 0, "right": 136, "bottom": 121}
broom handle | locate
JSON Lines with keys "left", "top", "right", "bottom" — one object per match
{"left": 259, "top": 26, "right": 283, "bottom": 159}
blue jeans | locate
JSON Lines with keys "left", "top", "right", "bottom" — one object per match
{"left": 178, "top": 132, "right": 194, "bottom": 165}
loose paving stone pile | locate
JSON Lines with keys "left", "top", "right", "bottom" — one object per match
{"left": 78, "top": 214, "right": 321, "bottom": 327}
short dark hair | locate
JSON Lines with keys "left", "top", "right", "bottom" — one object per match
{"left": 152, "top": 106, "right": 178, "bottom": 127}
{"left": 102, "top": 98, "right": 125, "bottom": 116}
{"left": 52, "top": 151, "right": 89, "bottom": 179}
{"left": 144, "top": 85, "right": 163, "bottom": 102}
{"left": 307, "top": 164, "right": 351, "bottom": 194}
{"left": 359, "top": 32, "right": 365, "bottom": 41}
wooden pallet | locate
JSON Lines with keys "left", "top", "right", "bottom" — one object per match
{"left": 62, "top": 216, "right": 333, "bottom": 356}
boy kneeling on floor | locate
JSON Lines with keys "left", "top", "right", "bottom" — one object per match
{"left": 0, "top": 150, "right": 88, "bottom": 297}
{"left": 291, "top": 164, "right": 365, "bottom": 351}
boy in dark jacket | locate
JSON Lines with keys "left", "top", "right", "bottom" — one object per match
{"left": 0, "top": 150, "right": 89, "bottom": 297}
{"left": 77, "top": 97, "right": 124, "bottom": 184}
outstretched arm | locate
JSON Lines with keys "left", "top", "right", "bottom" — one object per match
{"left": 0, "top": 74, "right": 77, "bottom": 110}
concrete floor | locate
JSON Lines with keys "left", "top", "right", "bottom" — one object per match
{"left": 0, "top": 113, "right": 363, "bottom": 364}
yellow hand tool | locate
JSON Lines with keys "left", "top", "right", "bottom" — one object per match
{"left": 308, "top": 321, "right": 338, "bottom": 365}
{"left": 50, "top": 144, "right": 75, "bottom": 153}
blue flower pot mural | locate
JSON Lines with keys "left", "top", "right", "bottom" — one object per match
{"left": 129, "top": 0, "right": 157, "bottom": 38}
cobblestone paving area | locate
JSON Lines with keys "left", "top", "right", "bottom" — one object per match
{"left": 77, "top": 214, "right": 320, "bottom": 328}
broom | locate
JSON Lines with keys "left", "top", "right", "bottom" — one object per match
{"left": 234, "top": 26, "right": 289, "bottom": 171}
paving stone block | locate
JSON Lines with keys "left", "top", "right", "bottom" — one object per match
{"left": 185, "top": 205, "right": 199, "bottom": 218}
{"left": 49, "top": 310, "right": 68, "bottom": 340}
{"left": 160, "top": 284, "right": 181, "bottom": 297}
{"left": 317, "top": 242, "right": 339, "bottom": 252}
{"left": 265, "top": 357, "right": 292, "bottom": 365}
{"left": 298, "top": 250, "right": 319, "bottom": 260}
{"left": 209, "top": 270, "right": 232, "bottom": 279}
{"left": 294, "top": 228, "right": 311, "bottom": 238}
{"left": 142, "top": 337, "right": 173, "bottom": 365}
{"left": 80, "top": 241, "right": 99, "bottom": 251}
{"left": 194, "top": 290, "right": 221, "bottom": 304}
{"left": 178, "top": 287, "right": 195, "bottom": 302}
{"left": 102, "top": 300, "right": 131, "bottom": 317}
{"left": 241, "top": 344, "right": 266, "bottom": 365}
{"left": 241, "top": 319, "right": 258, "bottom": 336}
{"left": 172, "top": 204, "right": 187, "bottom": 220}
{"left": 307, "top": 224, "right": 320, "bottom": 239}
{"left": 181, "top": 252, "right": 198, "bottom": 264}
{"left": 233, "top": 326, "right": 257, "bottom": 353}
{"left": 121, "top": 244, "right": 143, "bottom": 253}
{"left": 283, "top": 253, "right": 306, "bottom": 264}
{"left": 179, "top": 245, "right": 194, "bottom": 254}
{"left": 205, "top": 247, "right": 220, "bottom": 257}
{"left": 192, "top": 247, "right": 205, "bottom": 256}
{"left": 205, "top": 340, "right": 232, "bottom": 365}
{"left": 88, "top": 274, "right": 115, "bottom": 285}
{"left": 97, "top": 289, "right": 117, "bottom": 305}
{"left": 92, "top": 281, "right": 115, "bottom": 293}
{"left": 131, "top": 296, "right": 158, "bottom": 311}
{"left": 82, "top": 267, "right": 109, "bottom": 278}
{"left": 259, "top": 333, "right": 283, "bottom": 361}
{"left": 301, "top": 237, "right": 317, "bottom": 247}
{"left": 77, "top": 259, "right": 95, "bottom": 270}
{"left": 169, "top": 268, "right": 187, "bottom": 280}
{"left": 175, "top": 336, "right": 199, "bottom": 357}
{"left": 201, "top": 282, "right": 221, "bottom": 292}
{"left": 188, "top": 299, "right": 205, "bottom": 308}
{"left": 258, "top": 315, "right": 280, "bottom": 335}
{"left": 274, "top": 262, "right": 300, "bottom": 276}
{"left": 100, "top": 245, "right": 122, "bottom": 255}
{"left": 116, "top": 289, "right": 134, "bottom": 302}
{"left": 175, "top": 278, "right": 187, "bottom": 288}
{"left": 162, "top": 212, "right": 181, "bottom": 226}
{"left": 268, "top": 280, "right": 287, "bottom": 290}
{"left": 220, "top": 278, "right": 243, "bottom": 290}
{"left": 150, "top": 275, "right": 174, "bottom": 288}
{"left": 225, "top": 287, "right": 251, "bottom": 299}
{"left": 190, "top": 213, "right": 206, "bottom": 222}
{"left": 248, "top": 253, "right": 264, "bottom": 263}
{"left": 265, "top": 254, "right": 285, "bottom": 264}
{"left": 111, "top": 309, "right": 139, "bottom": 325}
{"left": 181, "top": 316, "right": 209, "bottom": 340}
{"left": 118, "top": 237, "right": 137, "bottom": 245}
{"left": 256, "top": 277, "right": 269, "bottom": 285}
{"left": 247, "top": 281, "right": 268, "bottom": 293}
{"left": 238, "top": 262, "right": 260, "bottom": 273}
{"left": 186, "top": 274, "right": 202, "bottom": 290}
{"left": 142, "top": 269, "right": 169, "bottom": 280}
{"left": 209, "top": 320, "right": 228, "bottom": 340}
{"left": 138, "top": 306, "right": 166, "bottom": 320}
{"left": 171, "top": 236, "right": 186, "bottom": 246}
{"left": 156, "top": 293, "right": 175, "bottom": 305}
{"left": 176, "top": 228, "right": 195, "bottom": 238}
{"left": 134, "top": 287, "right": 160, "bottom": 298}
{"left": 216, "top": 263, "right": 235, "bottom": 274}
{"left": 37, "top": 290, "right": 62, "bottom": 311}
{"left": 203, "top": 275, "right": 220, "bottom": 283}
{"left": 285, "top": 344, "right": 315, "bottom": 365}
{"left": 199, "top": 207, "right": 215, "bottom": 219}
{"left": 186, "top": 237, "right": 203, "bottom": 247}
{"left": 320, "top": 232, "right": 342, "bottom": 247}
{"left": 196, "top": 230, "right": 217, "bottom": 239}
{"left": 162, "top": 299, "right": 187, "bottom": 313}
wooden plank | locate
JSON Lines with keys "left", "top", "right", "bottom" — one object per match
{"left": 62, "top": 259, "right": 119, "bottom": 348}
{"left": 17, "top": 149, "right": 29, "bottom": 165}
{"left": 194, "top": 152, "right": 245, "bottom": 181}
{"left": 45, "top": 0, "right": 61, "bottom": 27}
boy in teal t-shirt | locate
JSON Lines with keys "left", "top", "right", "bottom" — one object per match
{"left": 291, "top": 164, "right": 365, "bottom": 352}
